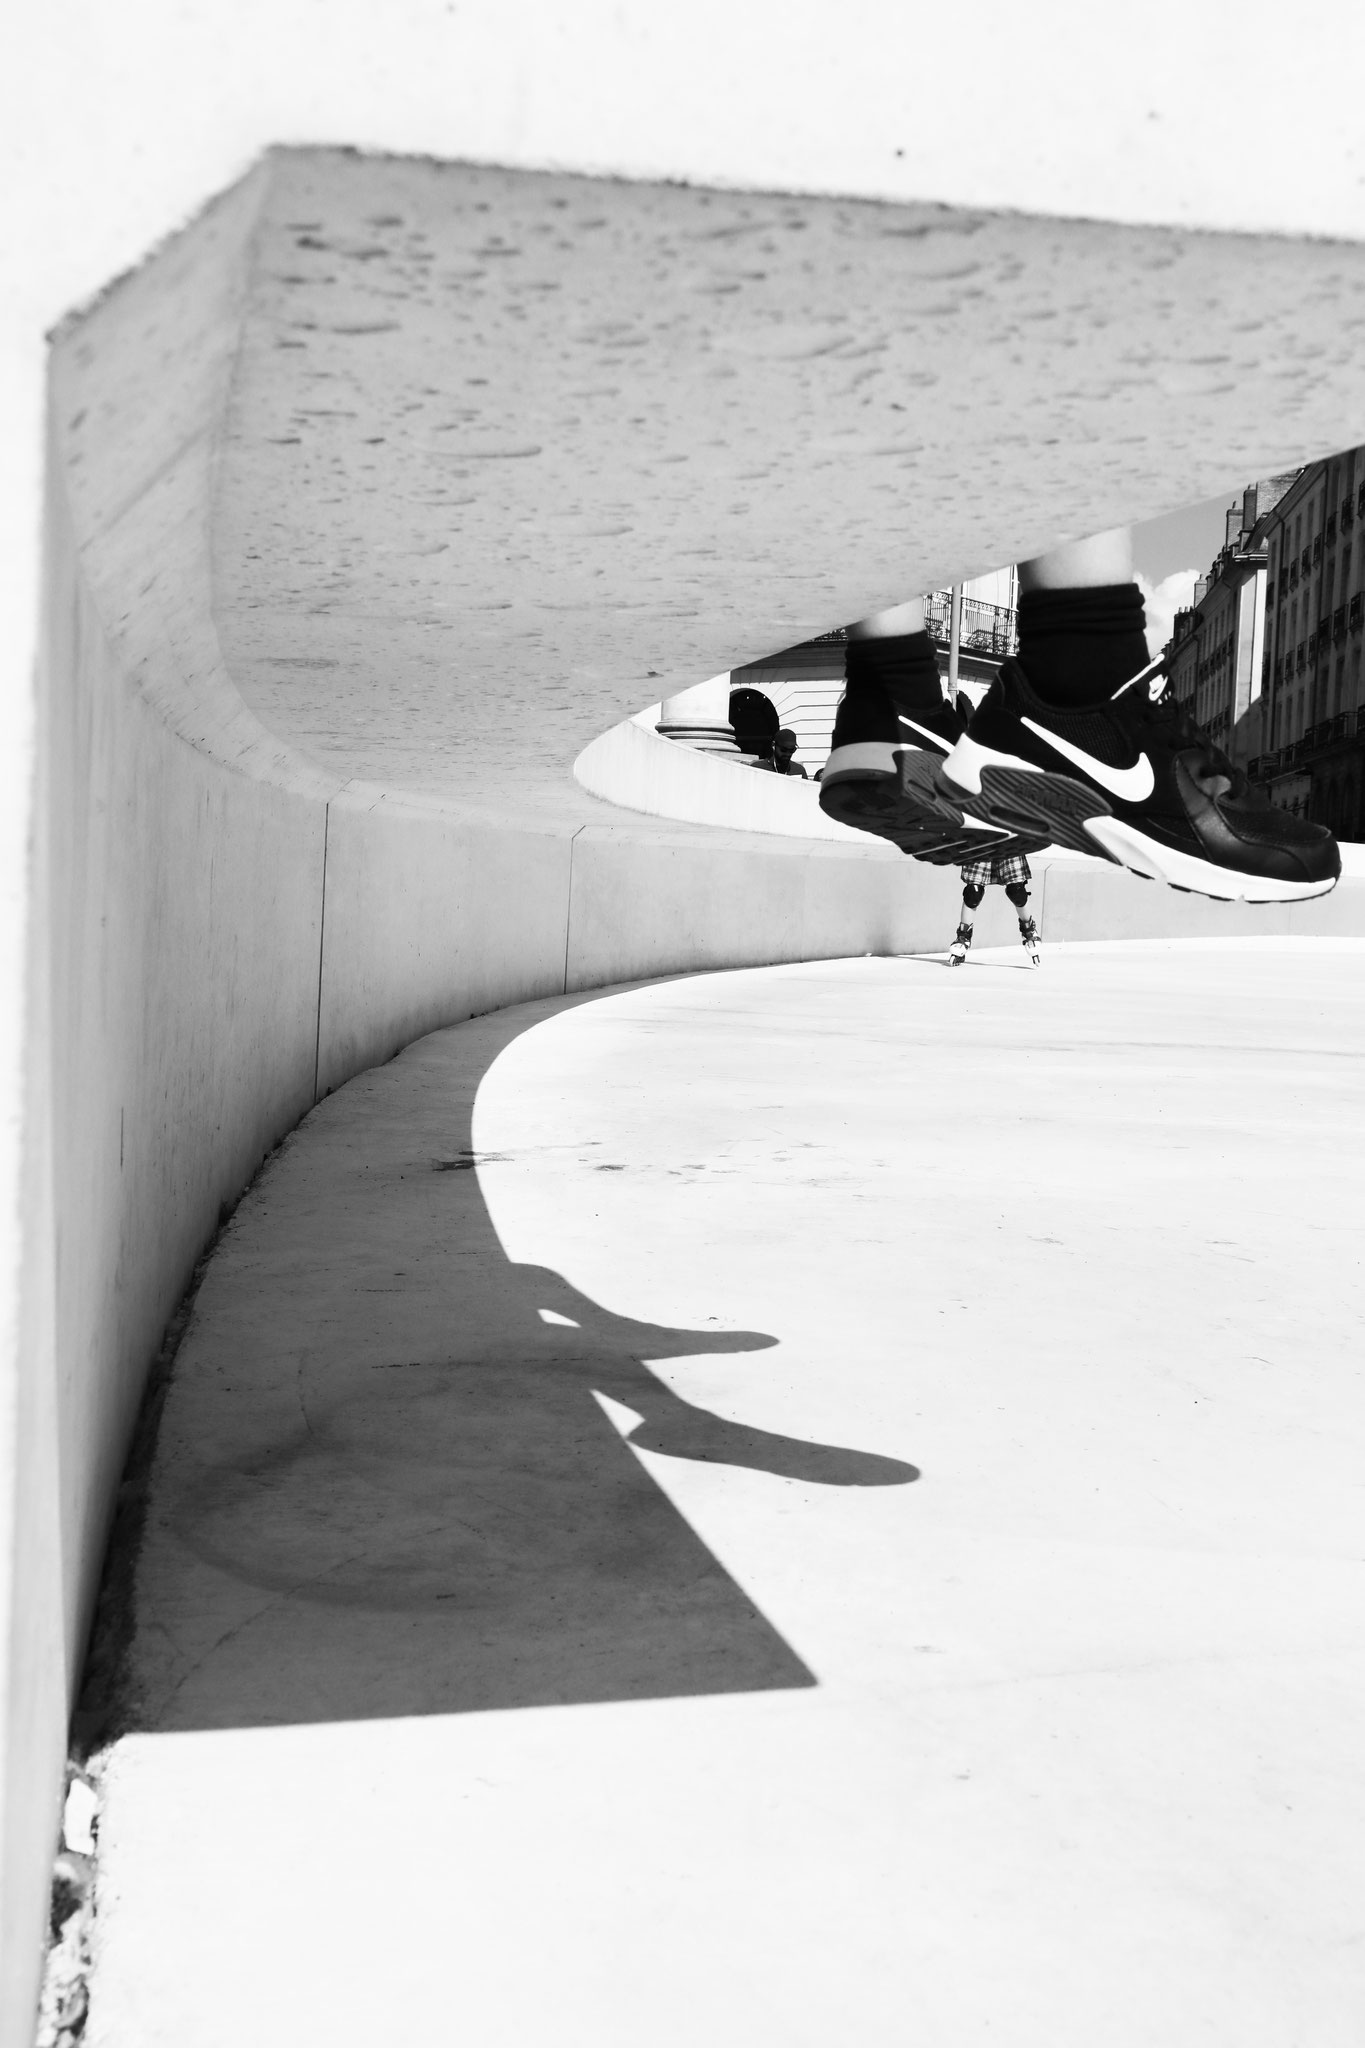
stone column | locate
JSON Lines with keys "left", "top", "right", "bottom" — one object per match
{"left": 656, "top": 672, "right": 739, "bottom": 753}
{"left": 947, "top": 583, "right": 963, "bottom": 697}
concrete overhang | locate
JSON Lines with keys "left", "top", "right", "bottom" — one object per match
{"left": 55, "top": 145, "right": 1365, "bottom": 833}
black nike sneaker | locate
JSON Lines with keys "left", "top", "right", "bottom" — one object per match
{"left": 819, "top": 676, "right": 1042, "bottom": 864}
{"left": 937, "top": 654, "right": 1340, "bottom": 902}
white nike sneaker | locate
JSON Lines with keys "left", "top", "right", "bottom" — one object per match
{"left": 937, "top": 656, "right": 1339, "bottom": 903}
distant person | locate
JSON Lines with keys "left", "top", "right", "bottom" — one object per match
{"left": 773, "top": 729, "right": 809, "bottom": 778}
{"left": 729, "top": 685, "right": 780, "bottom": 769}
{"left": 950, "top": 851, "right": 1041, "bottom": 967}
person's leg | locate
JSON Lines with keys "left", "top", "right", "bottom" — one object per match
{"left": 1017, "top": 528, "right": 1132, "bottom": 592}
{"left": 843, "top": 598, "right": 942, "bottom": 715}
{"left": 820, "top": 598, "right": 1040, "bottom": 864}
{"left": 950, "top": 873, "right": 985, "bottom": 963}
{"left": 1004, "top": 876, "right": 1041, "bottom": 965}
{"left": 847, "top": 598, "right": 927, "bottom": 640}
{"left": 938, "top": 523, "right": 1340, "bottom": 903}
{"left": 1015, "top": 529, "right": 1149, "bottom": 709}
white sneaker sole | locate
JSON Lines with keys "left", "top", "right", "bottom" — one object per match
{"left": 1084, "top": 816, "right": 1338, "bottom": 903}
{"left": 819, "top": 741, "right": 1018, "bottom": 861}
{"left": 942, "top": 736, "right": 1338, "bottom": 905}
{"left": 941, "top": 732, "right": 1045, "bottom": 798}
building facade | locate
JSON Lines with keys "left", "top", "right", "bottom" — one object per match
{"left": 1249, "top": 445, "right": 1365, "bottom": 839}
{"left": 1165, "top": 477, "right": 1297, "bottom": 773}
{"left": 924, "top": 564, "right": 1020, "bottom": 701}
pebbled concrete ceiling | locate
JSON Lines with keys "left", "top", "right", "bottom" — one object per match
{"left": 212, "top": 148, "right": 1365, "bottom": 809}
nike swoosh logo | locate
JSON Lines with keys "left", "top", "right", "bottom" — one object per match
{"left": 898, "top": 715, "right": 949, "bottom": 751}
{"left": 1020, "top": 718, "right": 1155, "bottom": 801}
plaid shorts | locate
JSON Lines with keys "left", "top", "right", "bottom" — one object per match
{"left": 960, "top": 850, "right": 1032, "bottom": 890}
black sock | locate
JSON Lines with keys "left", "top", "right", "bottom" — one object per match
{"left": 1016, "top": 585, "right": 1149, "bottom": 707}
{"left": 845, "top": 630, "right": 942, "bottom": 712}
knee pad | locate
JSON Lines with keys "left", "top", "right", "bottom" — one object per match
{"left": 962, "top": 882, "right": 985, "bottom": 910}
{"left": 1005, "top": 881, "right": 1030, "bottom": 909}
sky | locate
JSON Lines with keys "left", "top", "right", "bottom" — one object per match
{"left": 1131, "top": 487, "right": 1241, "bottom": 658}
{"left": 1132, "top": 489, "right": 1237, "bottom": 585}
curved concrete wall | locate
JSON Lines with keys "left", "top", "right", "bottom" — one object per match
{"left": 575, "top": 714, "right": 873, "bottom": 842}
{"left": 8, "top": 167, "right": 957, "bottom": 2032}
{"left": 10, "top": 138, "right": 1365, "bottom": 2043}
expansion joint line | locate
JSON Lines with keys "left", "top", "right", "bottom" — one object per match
{"left": 563, "top": 825, "right": 587, "bottom": 995}
{"left": 313, "top": 801, "right": 330, "bottom": 1103}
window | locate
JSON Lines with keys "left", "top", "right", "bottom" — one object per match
{"left": 1327, "top": 510, "right": 1337, "bottom": 545}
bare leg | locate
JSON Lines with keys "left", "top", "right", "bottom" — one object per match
{"left": 850, "top": 529, "right": 1132, "bottom": 619}
{"left": 1018, "top": 527, "right": 1133, "bottom": 591}
{"left": 847, "top": 597, "right": 926, "bottom": 640}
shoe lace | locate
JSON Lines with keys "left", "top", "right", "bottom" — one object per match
{"left": 1117, "top": 655, "right": 1249, "bottom": 800}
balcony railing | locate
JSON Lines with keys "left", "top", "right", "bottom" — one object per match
{"left": 923, "top": 593, "right": 1018, "bottom": 659}
{"left": 1249, "top": 706, "right": 1365, "bottom": 780}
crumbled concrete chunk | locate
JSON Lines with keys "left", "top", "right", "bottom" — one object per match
{"left": 62, "top": 1774, "right": 97, "bottom": 1855}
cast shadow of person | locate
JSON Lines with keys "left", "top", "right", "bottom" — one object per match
{"left": 127, "top": 1005, "right": 919, "bottom": 1734}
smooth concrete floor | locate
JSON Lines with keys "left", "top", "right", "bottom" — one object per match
{"left": 91, "top": 940, "right": 1365, "bottom": 2046}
